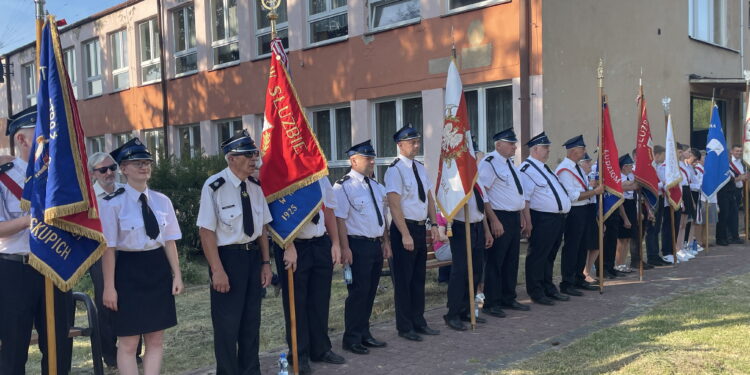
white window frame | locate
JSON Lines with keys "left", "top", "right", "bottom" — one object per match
{"left": 689, "top": 0, "right": 727, "bottom": 46}
{"left": 446, "top": 0, "right": 509, "bottom": 14}
{"left": 307, "top": 0, "right": 348, "bottom": 46}
{"left": 172, "top": 4, "right": 198, "bottom": 77}
{"left": 88, "top": 136, "right": 105, "bottom": 154}
{"left": 143, "top": 129, "right": 164, "bottom": 162}
{"left": 178, "top": 123, "right": 202, "bottom": 159}
{"left": 310, "top": 105, "right": 351, "bottom": 166}
{"left": 83, "top": 38, "right": 103, "bottom": 98}
{"left": 211, "top": 0, "right": 240, "bottom": 68}
{"left": 371, "top": 94, "right": 423, "bottom": 165}
{"left": 113, "top": 132, "right": 131, "bottom": 148}
{"left": 463, "top": 82, "right": 513, "bottom": 153}
{"left": 138, "top": 19, "right": 161, "bottom": 85}
{"left": 22, "top": 62, "right": 37, "bottom": 107}
{"left": 368, "top": 0, "right": 420, "bottom": 32}
{"left": 63, "top": 48, "right": 78, "bottom": 98}
{"left": 215, "top": 118, "right": 244, "bottom": 149}
{"left": 254, "top": 0, "right": 289, "bottom": 57}
{"left": 109, "top": 29, "right": 129, "bottom": 92}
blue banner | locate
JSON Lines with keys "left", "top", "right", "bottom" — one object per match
{"left": 267, "top": 182, "right": 323, "bottom": 243}
{"left": 701, "top": 105, "right": 731, "bottom": 200}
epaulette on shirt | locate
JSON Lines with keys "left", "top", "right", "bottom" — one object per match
{"left": 103, "top": 187, "right": 126, "bottom": 201}
{"left": 248, "top": 176, "right": 261, "bottom": 186}
{"left": 335, "top": 175, "right": 350, "bottom": 185}
{"left": 484, "top": 155, "right": 494, "bottom": 163}
{"left": 389, "top": 158, "right": 400, "bottom": 167}
{"left": 210, "top": 177, "right": 226, "bottom": 191}
{"left": 520, "top": 164, "right": 530, "bottom": 172}
{"left": 415, "top": 160, "right": 424, "bottom": 165}
{"left": 0, "top": 162, "right": 13, "bottom": 175}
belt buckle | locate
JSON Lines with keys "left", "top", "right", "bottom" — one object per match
{"left": 22, "top": 254, "right": 29, "bottom": 265}
{"left": 243, "top": 242, "right": 253, "bottom": 251}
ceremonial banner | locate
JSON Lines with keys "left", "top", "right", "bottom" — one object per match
{"left": 600, "top": 99, "right": 624, "bottom": 220}
{"left": 702, "top": 105, "right": 731, "bottom": 199}
{"left": 259, "top": 38, "right": 328, "bottom": 245}
{"left": 435, "top": 60, "right": 478, "bottom": 221}
{"left": 664, "top": 114, "right": 683, "bottom": 209}
{"left": 633, "top": 94, "right": 659, "bottom": 207}
{"left": 21, "top": 17, "right": 106, "bottom": 291}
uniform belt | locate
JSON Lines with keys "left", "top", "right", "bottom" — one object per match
{"left": 0, "top": 253, "right": 30, "bottom": 264}
{"left": 219, "top": 242, "right": 258, "bottom": 251}
{"left": 349, "top": 235, "right": 382, "bottom": 242}
{"left": 530, "top": 209, "right": 566, "bottom": 217}
{"left": 294, "top": 235, "right": 327, "bottom": 244}
{"left": 404, "top": 219, "right": 426, "bottom": 226}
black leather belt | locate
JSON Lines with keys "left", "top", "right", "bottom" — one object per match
{"left": 349, "top": 235, "right": 382, "bottom": 242}
{"left": 219, "top": 242, "right": 258, "bottom": 251}
{"left": 405, "top": 219, "right": 426, "bottom": 226}
{"left": 294, "top": 235, "right": 327, "bottom": 244}
{"left": 0, "top": 253, "right": 29, "bottom": 264}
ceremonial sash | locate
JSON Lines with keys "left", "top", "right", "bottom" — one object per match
{"left": 0, "top": 174, "right": 23, "bottom": 200}
{"left": 556, "top": 168, "right": 587, "bottom": 190}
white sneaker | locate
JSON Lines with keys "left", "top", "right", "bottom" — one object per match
{"left": 663, "top": 255, "right": 675, "bottom": 264}
{"left": 696, "top": 244, "right": 704, "bottom": 252}
{"left": 677, "top": 250, "right": 692, "bottom": 262}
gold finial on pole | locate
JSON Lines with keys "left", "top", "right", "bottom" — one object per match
{"left": 597, "top": 58, "right": 604, "bottom": 88}
{"left": 261, "top": 0, "right": 281, "bottom": 39}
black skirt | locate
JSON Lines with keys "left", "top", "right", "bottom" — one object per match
{"left": 682, "top": 186, "right": 696, "bottom": 218}
{"left": 112, "top": 248, "right": 177, "bottom": 337}
{"left": 618, "top": 199, "right": 637, "bottom": 239}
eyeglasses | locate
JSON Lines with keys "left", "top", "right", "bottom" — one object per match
{"left": 93, "top": 164, "right": 118, "bottom": 174}
{"left": 126, "top": 160, "right": 153, "bottom": 168}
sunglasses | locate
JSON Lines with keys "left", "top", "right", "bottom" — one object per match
{"left": 94, "top": 164, "right": 118, "bottom": 174}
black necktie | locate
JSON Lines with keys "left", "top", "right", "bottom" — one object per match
{"left": 507, "top": 159, "right": 523, "bottom": 195}
{"left": 412, "top": 162, "right": 426, "bottom": 202}
{"left": 240, "top": 181, "right": 255, "bottom": 237}
{"left": 473, "top": 185, "right": 485, "bottom": 214}
{"left": 365, "top": 177, "right": 384, "bottom": 226}
{"left": 139, "top": 193, "right": 160, "bottom": 240}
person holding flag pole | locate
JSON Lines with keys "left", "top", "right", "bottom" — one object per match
{"left": 435, "top": 57, "right": 493, "bottom": 332}
{"left": 703, "top": 104, "right": 733, "bottom": 250}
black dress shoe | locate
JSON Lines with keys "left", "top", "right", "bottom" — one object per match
{"left": 717, "top": 240, "right": 730, "bottom": 246}
{"left": 575, "top": 282, "right": 598, "bottom": 291}
{"left": 560, "top": 287, "right": 583, "bottom": 296}
{"left": 460, "top": 315, "right": 487, "bottom": 324}
{"left": 443, "top": 315, "right": 467, "bottom": 331}
{"left": 547, "top": 292, "right": 570, "bottom": 301}
{"left": 361, "top": 337, "right": 387, "bottom": 348}
{"left": 288, "top": 355, "right": 312, "bottom": 374}
{"left": 731, "top": 238, "right": 745, "bottom": 244}
{"left": 501, "top": 300, "right": 531, "bottom": 311}
{"left": 415, "top": 325, "right": 440, "bottom": 336}
{"left": 482, "top": 306, "right": 507, "bottom": 318}
{"left": 398, "top": 330, "right": 423, "bottom": 341}
{"left": 312, "top": 350, "right": 345, "bottom": 364}
{"left": 648, "top": 258, "right": 670, "bottom": 266}
{"left": 532, "top": 296, "right": 555, "bottom": 305}
{"left": 604, "top": 271, "right": 617, "bottom": 279}
{"left": 635, "top": 262, "right": 654, "bottom": 270}
{"left": 343, "top": 343, "right": 369, "bottom": 355}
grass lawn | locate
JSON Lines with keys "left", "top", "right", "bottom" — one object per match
{"left": 499, "top": 273, "right": 750, "bottom": 375}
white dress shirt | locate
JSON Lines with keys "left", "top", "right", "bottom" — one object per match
{"left": 100, "top": 184, "right": 182, "bottom": 252}
{"left": 622, "top": 173, "right": 635, "bottom": 200}
{"left": 334, "top": 169, "right": 388, "bottom": 238}
{"left": 453, "top": 185, "right": 488, "bottom": 223}
{"left": 295, "top": 178, "right": 337, "bottom": 240}
{"left": 0, "top": 158, "right": 29, "bottom": 255}
{"left": 555, "top": 157, "right": 589, "bottom": 207}
{"left": 520, "top": 157, "right": 571, "bottom": 214}
{"left": 384, "top": 154, "right": 432, "bottom": 221}
{"left": 731, "top": 157, "right": 746, "bottom": 188}
{"left": 196, "top": 168, "right": 272, "bottom": 247}
{"left": 477, "top": 151, "right": 525, "bottom": 212}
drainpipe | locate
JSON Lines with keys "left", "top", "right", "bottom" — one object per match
{"left": 156, "top": 0, "right": 170, "bottom": 160}
{"left": 4, "top": 55, "right": 15, "bottom": 155}
{"left": 519, "top": 0, "right": 532, "bottom": 156}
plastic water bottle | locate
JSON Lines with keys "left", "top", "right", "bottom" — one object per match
{"left": 691, "top": 239, "right": 698, "bottom": 253}
{"left": 474, "top": 293, "right": 485, "bottom": 318}
{"left": 278, "top": 353, "right": 289, "bottom": 375}
{"left": 343, "top": 264, "right": 353, "bottom": 285}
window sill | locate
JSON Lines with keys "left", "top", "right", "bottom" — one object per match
{"left": 442, "top": 0, "right": 510, "bottom": 17}
{"left": 109, "top": 87, "right": 130, "bottom": 94}
{"left": 687, "top": 36, "right": 739, "bottom": 54}
{"left": 174, "top": 70, "right": 199, "bottom": 79}
{"left": 140, "top": 79, "right": 162, "bottom": 87}
{"left": 366, "top": 19, "right": 421, "bottom": 36}
{"left": 84, "top": 93, "right": 103, "bottom": 100}
{"left": 210, "top": 60, "right": 240, "bottom": 71}
{"left": 304, "top": 35, "right": 349, "bottom": 51}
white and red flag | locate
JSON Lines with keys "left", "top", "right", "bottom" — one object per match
{"left": 435, "top": 60, "right": 478, "bottom": 221}
{"left": 664, "top": 114, "right": 683, "bottom": 209}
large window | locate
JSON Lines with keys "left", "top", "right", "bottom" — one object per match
{"left": 308, "top": 0, "right": 348, "bottom": 44}
{"left": 211, "top": 0, "right": 239, "bottom": 66}
{"left": 312, "top": 106, "right": 351, "bottom": 181}
{"left": 88, "top": 136, "right": 105, "bottom": 154}
{"left": 255, "top": 0, "right": 289, "bottom": 56}
{"left": 143, "top": 129, "right": 164, "bottom": 162}
{"left": 178, "top": 124, "right": 202, "bottom": 159}
{"left": 83, "top": 38, "right": 103, "bottom": 97}
{"left": 369, "top": 0, "right": 420, "bottom": 31}
{"left": 113, "top": 132, "right": 131, "bottom": 148}
{"left": 464, "top": 85, "right": 512, "bottom": 152}
{"left": 63, "top": 48, "right": 78, "bottom": 98}
{"left": 173, "top": 5, "right": 197, "bottom": 76}
{"left": 690, "top": 96, "right": 726, "bottom": 150}
{"left": 139, "top": 19, "right": 161, "bottom": 84}
{"left": 216, "top": 118, "right": 243, "bottom": 150}
{"left": 374, "top": 96, "right": 422, "bottom": 162}
{"left": 22, "top": 62, "right": 36, "bottom": 107}
{"left": 689, "top": 0, "right": 727, "bottom": 46}
{"left": 109, "top": 29, "right": 129, "bottom": 91}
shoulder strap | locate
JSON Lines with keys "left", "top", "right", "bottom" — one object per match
{"left": 210, "top": 177, "right": 226, "bottom": 191}
{"left": 103, "top": 187, "right": 126, "bottom": 201}
{"left": 248, "top": 176, "right": 261, "bottom": 186}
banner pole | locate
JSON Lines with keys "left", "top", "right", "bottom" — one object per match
{"left": 464, "top": 205, "right": 477, "bottom": 330}
{"left": 745, "top": 183, "right": 749, "bottom": 241}
{"left": 705, "top": 196, "right": 710, "bottom": 254}
{"left": 636, "top": 82, "right": 644, "bottom": 282}
{"left": 670, "top": 207, "right": 677, "bottom": 267}
{"left": 597, "top": 59, "right": 604, "bottom": 294}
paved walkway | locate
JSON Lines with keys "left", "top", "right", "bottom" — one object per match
{"left": 184, "top": 243, "right": 748, "bottom": 375}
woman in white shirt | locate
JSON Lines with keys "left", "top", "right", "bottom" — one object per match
{"left": 101, "top": 138, "right": 183, "bottom": 375}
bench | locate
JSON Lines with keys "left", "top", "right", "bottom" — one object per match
{"left": 12, "top": 292, "right": 104, "bottom": 375}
